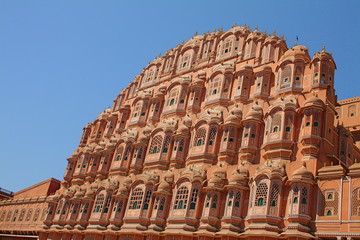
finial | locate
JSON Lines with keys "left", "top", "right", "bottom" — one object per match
{"left": 232, "top": 23, "right": 237, "bottom": 28}
{"left": 262, "top": 30, "right": 268, "bottom": 36}
{"left": 255, "top": 25, "right": 259, "bottom": 31}
{"left": 272, "top": 30, "right": 277, "bottom": 36}
{"left": 194, "top": 31, "right": 198, "bottom": 36}
{"left": 281, "top": 35, "right": 285, "bottom": 40}
{"left": 219, "top": 27, "right": 223, "bottom": 31}
{"left": 181, "top": 40, "right": 185, "bottom": 44}
{"left": 322, "top": 45, "right": 326, "bottom": 51}
{"left": 294, "top": 35, "right": 299, "bottom": 46}
{"left": 157, "top": 53, "right": 161, "bottom": 58}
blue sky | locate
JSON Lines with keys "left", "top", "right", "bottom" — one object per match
{"left": 1, "top": 0, "right": 359, "bottom": 192}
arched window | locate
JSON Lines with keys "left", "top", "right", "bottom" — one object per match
{"left": 255, "top": 182, "right": 268, "bottom": 207}
{"left": 301, "top": 198, "right": 307, "bottom": 204}
{"left": 349, "top": 105, "right": 356, "bottom": 117}
{"left": 208, "top": 77, "right": 221, "bottom": 96}
{"left": 129, "top": 187, "right": 144, "bottom": 209}
{"left": 0, "top": 211, "right": 6, "bottom": 222}
{"left": 280, "top": 65, "right": 292, "bottom": 88}
{"left": 293, "top": 197, "right": 298, "bottom": 203}
{"left": 19, "top": 209, "right": 26, "bottom": 221}
{"left": 93, "top": 193, "right": 105, "bottom": 213}
{"left": 327, "top": 210, "right": 332, "bottom": 216}
{"left": 327, "top": 193, "right": 333, "bottom": 200}
{"left": 167, "top": 87, "right": 180, "bottom": 107}
{"left": 179, "top": 54, "right": 191, "bottom": 70}
{"left": 222, "top": 39, "right": 232, "bottom": 54}
{"left": 33, "top": 208, "right": 40, "bottom": 221}
{"left": 194, "top": 127, "right": 206, "bottom": 147}
{"left": 174, "top": 186, "right": 189, "bottom": 209}
{"left": 149, "top": 135, "right": 163, "bottom": 154}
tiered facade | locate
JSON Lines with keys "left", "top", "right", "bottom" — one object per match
{"left": 1, "top": 25, "right": 360, "bottom": 240}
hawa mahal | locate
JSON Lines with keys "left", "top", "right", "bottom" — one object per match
{"left": 1, "top": 25, "right": 360, "bottom": 240}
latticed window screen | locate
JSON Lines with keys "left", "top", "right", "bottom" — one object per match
{"left": 324, "top": 191, "right": 339, "bottom": 216}
{"left": 205, "top": 194, "right": 211, "bottom": 207}
{"left": 235, "top": 191, "right": 241, "bottom": 207}
{"left": 162, "top": 135, "right": 172, "bottom": 153}
{"left": 270, "top": 183, "right": 280, "bottom": 206}
{"left": 174, "top": 186, "right": 189, "bottom": 209}
{"left": 129, "top": 188, "right": 144, "bottom": 209}
{"left": 301, "top": 187, "right": 308, "bottom": 204}
{"left": 149, "top": 135, "right": 163, "bottom": 154}
{"left": 123, "top": 146, "right": 131, "bottom": 161}
{"left": 212, "top": 194, "right": 218, "bottom": 208}
{"left": 189, "top": 188, "right": 199, "bottom": 209}
{"left": 293, "top": 186, "right": 299, "bottom": 203}
{"left": 143, "top": 189, "right": 152, "bottom": 210}
{"left": 352, "top": 188, "right": 360, "bottom": 216}
{"left": 255, "top": 182, "right": 268, "bottom": 206}
{"left": 208, "top": 127, "right": 217, "bottom": 145}
{"left": 103, "top": 195, "right": 112, "bottom": 213}
{"left": 93, "top": 194, "right": 105, "bottom": 213}
{"left": 227, "top": 191, "right": 234, "bottom": 206}
{"left": 194, "top": 128, "right": 207, "bottom": 146}
{"left": 136, "top": 148, "right": 143, "bottom": 159}
{"left": 159, "top": 197, "right": 165, "bottom": 210}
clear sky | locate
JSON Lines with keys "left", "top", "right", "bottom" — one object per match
{"left": 1, "top": 0, "right": 360, "bottom": 192}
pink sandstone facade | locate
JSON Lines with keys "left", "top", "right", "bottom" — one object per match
{"left": 1, "top": 25, "right": 360, "bottom": 240}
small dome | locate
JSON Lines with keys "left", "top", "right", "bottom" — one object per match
{"left": 182, "top": 115, "right": 192, "bottom": 126}
{"left": 209, "top": 176, "right": 223, "bottom": 184}
{"left": 239, "top": 64, "right": 253, "bottom": 71}
{"left": 213, "top": 166, "right": 226, "bottom": 179}
{"left": 280, "top": 45, "right": 309, "bottom": 62}
{"left": 245, "top": 104, "right": 263, "bottom": 120}
{"left": 117, "top": 186, "right": 128, "bottom": 195}
{"left": 137, "top": 132, "right": 147, "bottom": 142}
{"left": 230, "top": 105, "right": 242, "bottom": 117}
{"left": 312, "top": 49, "right": 334, "bottom": 62}
{"left": 229, "top": 166, "right": 249, "bottom": 184}
{"left": 165, "top": 170, "right": 174, "bottom": 179}
{"left": 158, "top": 180, "right": 171, "bottom": 192}
{"left": 176, "top": 123, "right": 189, "bottom": 135}
{"left": 85, "top": 188, "right": 95, "bottom": 198}
{"left": 304, "top": 96, "right": 325, "bottom": 108}
{"left": 143, "top": 125, "right": 152, "bottom": 135}
{"left": 123, "top": 176, "right": 132, "bottom": 186}
{"left": 224, "top": 113, "right": 238, "bottom": 124}
{"left": 292, "top": 164, "right": 313, "bottom": 181}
